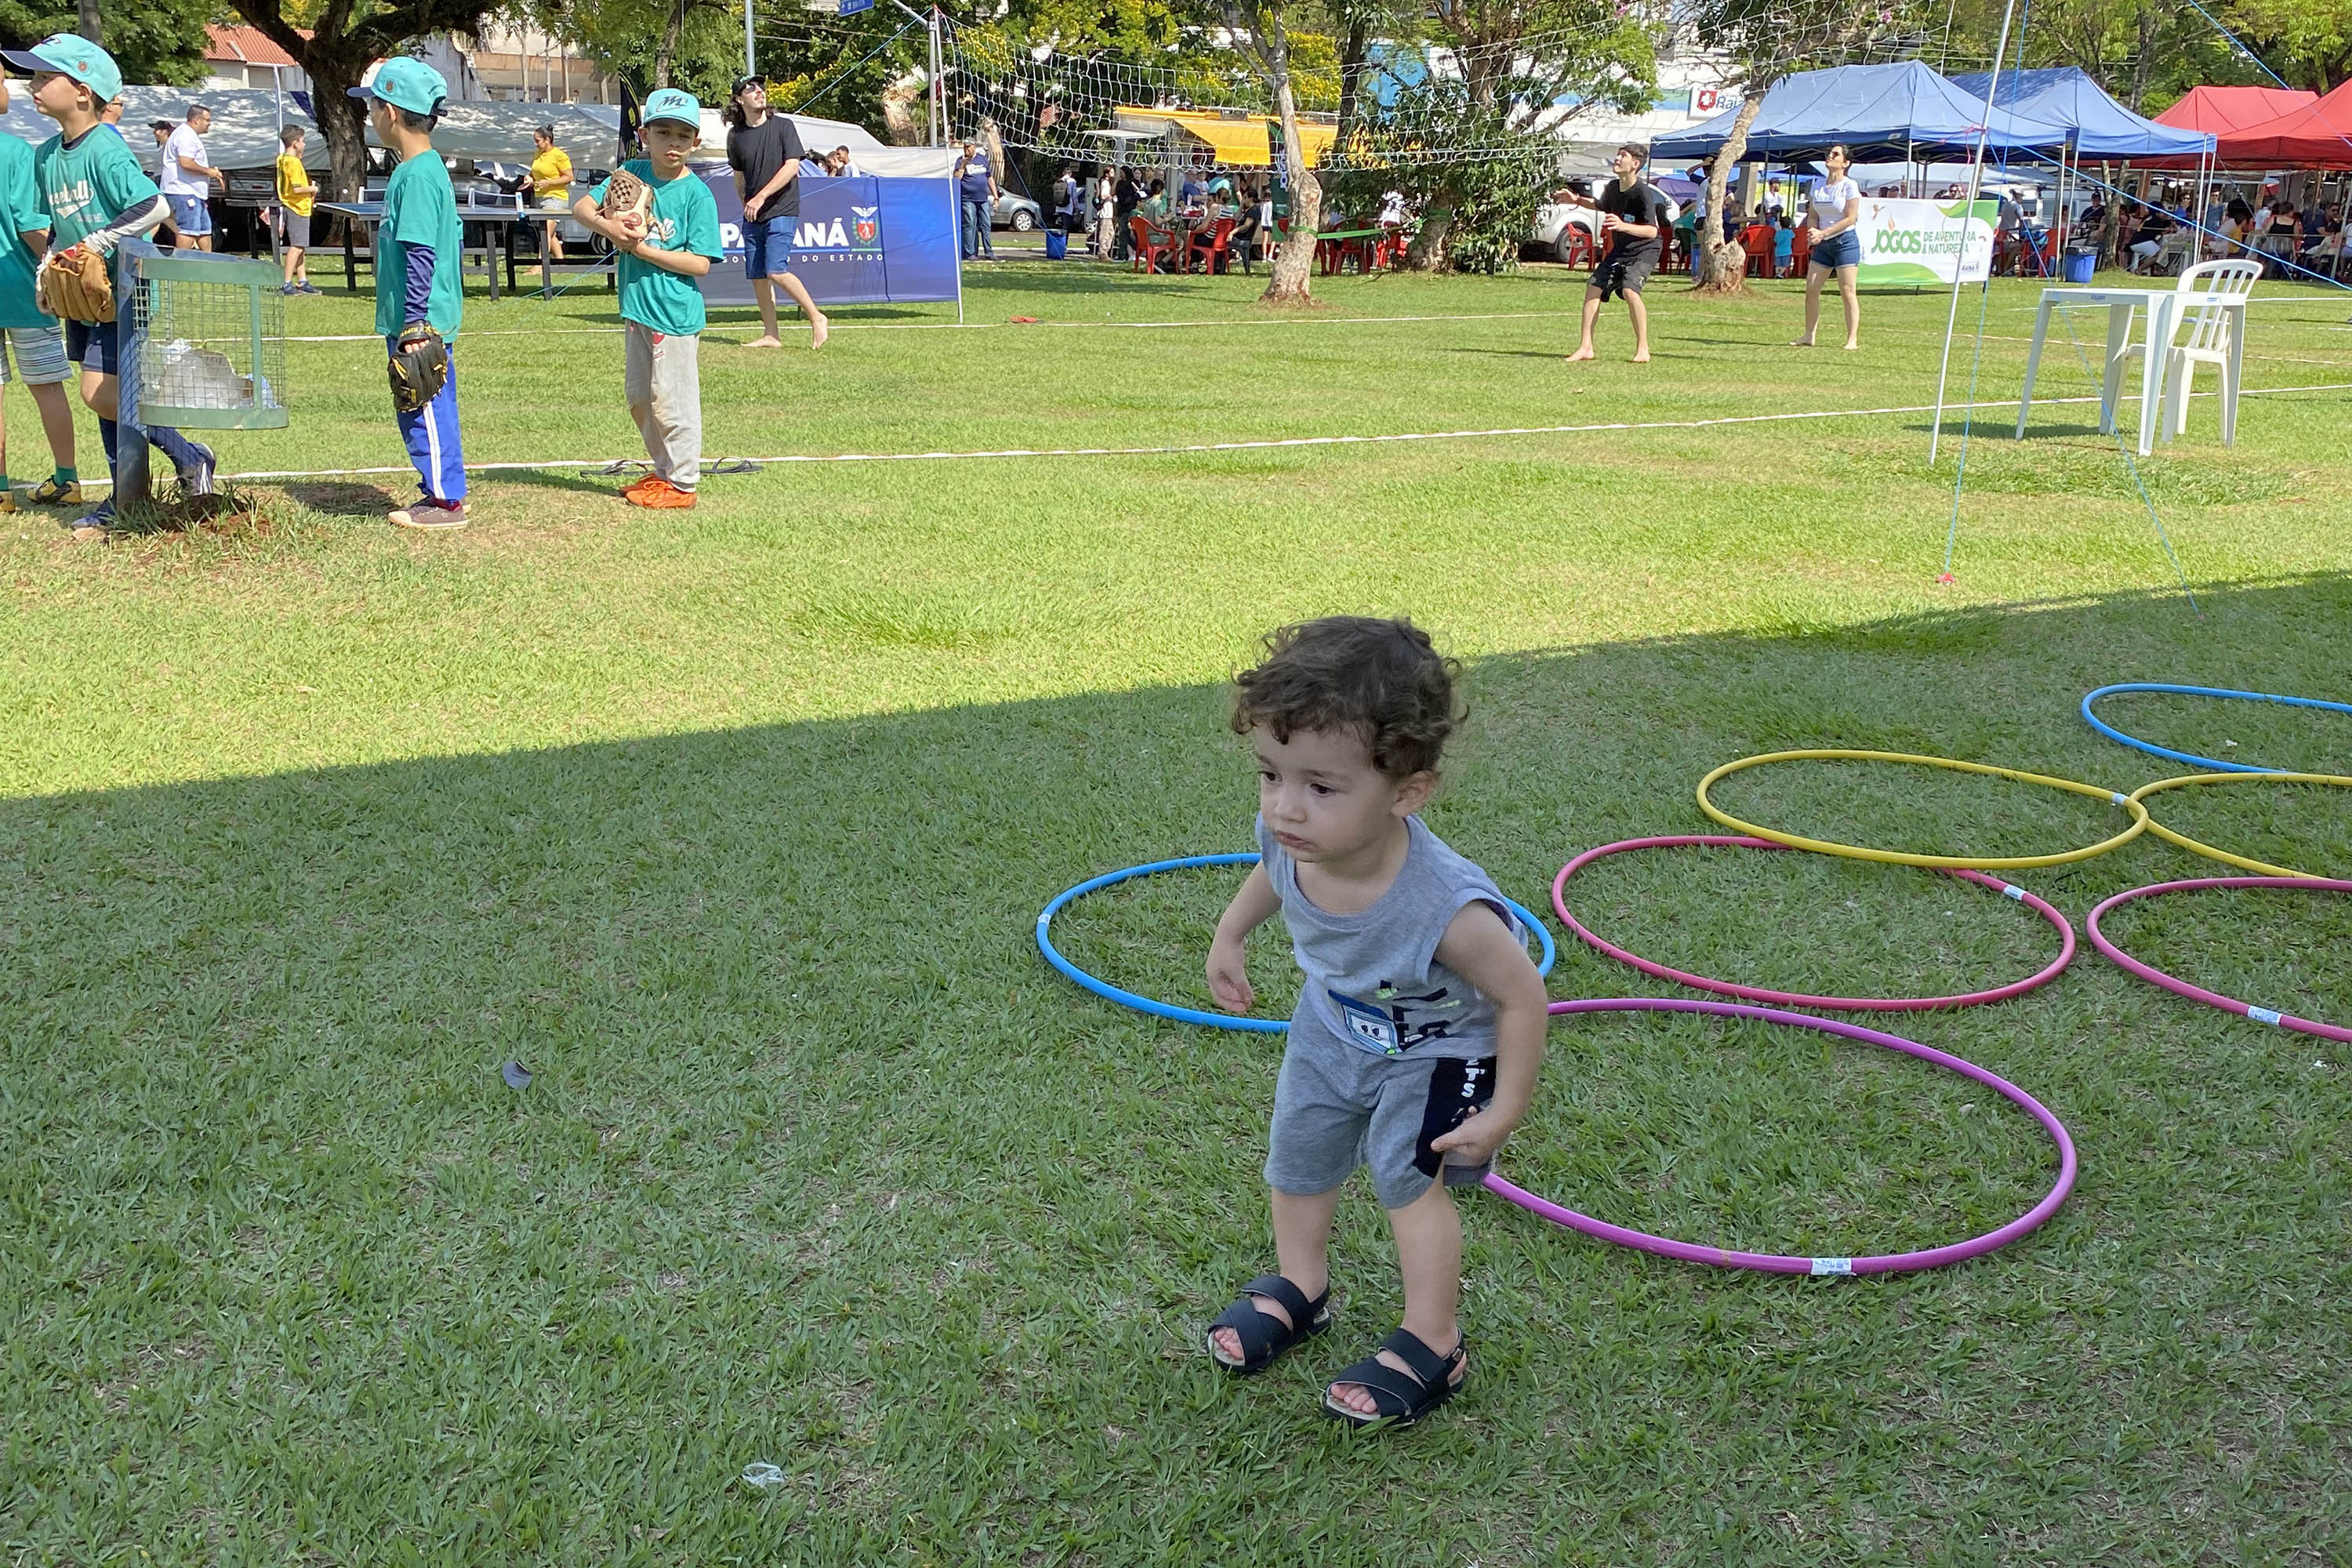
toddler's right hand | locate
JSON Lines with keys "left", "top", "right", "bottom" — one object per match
{"left": 1206, "top": 938, "right": 1254, "bottom": 1014}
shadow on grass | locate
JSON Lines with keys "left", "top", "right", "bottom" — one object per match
{"left": 5, "top": 574, "right": 2352, "bottom": 1563}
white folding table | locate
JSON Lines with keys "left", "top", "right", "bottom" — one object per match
{"left": 2013, "top": 285, "right": 2247, "bottom": 456}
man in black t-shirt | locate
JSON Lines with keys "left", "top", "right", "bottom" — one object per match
{"left": 1552, "top": 143, "right": 1668, "bottom": 363}
{"left": 725, "top": 77, "right": 829, "bottom": 350}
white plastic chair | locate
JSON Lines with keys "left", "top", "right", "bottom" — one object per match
{"left": 2160, "top": 260, "right": 2262, "bottom": 444}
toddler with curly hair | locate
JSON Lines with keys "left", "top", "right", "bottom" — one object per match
{"left": 1203, "top": 615, "right": 1548, "bottom": 1431}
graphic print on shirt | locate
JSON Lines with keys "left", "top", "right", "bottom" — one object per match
{"left": 1328, "top": 982, "right": 1469, "bottom": 1058}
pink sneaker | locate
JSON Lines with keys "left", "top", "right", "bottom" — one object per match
{"left": 389, "top": 499, "right": 468, "bottom": 532}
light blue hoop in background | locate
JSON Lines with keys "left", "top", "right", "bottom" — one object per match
{"left": 1036, "top": 851, "right": 1558, "bottom": 1033}
{"left": 2082, "top": 682, "right": 2352, "bottom": 775}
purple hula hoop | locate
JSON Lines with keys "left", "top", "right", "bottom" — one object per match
{"left": 1552, "top": 835, "right": 2077, "bottom": 1011}
{"left": 1483, "top": 997, "right": 2079, "bottom": 1276}
{"left": 2085, "top": 877, "right": 2352, "bottom": 1044}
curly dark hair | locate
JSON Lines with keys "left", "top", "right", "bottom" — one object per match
{"left": 1230, "top": 616, "right": 1461, "bottom": 779}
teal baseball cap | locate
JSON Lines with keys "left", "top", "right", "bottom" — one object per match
{"left": 2, "top": 33, "right": 125, "bottom": 104}
{"left": 641, "top": 87, "right": 701, "bottom": 129}
{"left": 349, "top": 57, "right": 449, "bottom": 117}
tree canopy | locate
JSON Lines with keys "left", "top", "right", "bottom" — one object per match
{"left": 0, "top": 0, "right": 216, "bottom": 85}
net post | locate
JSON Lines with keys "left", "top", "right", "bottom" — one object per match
{"left": 114, "top": 238, "right": 158, "bottom": 510}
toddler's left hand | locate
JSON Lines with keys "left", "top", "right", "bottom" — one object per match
{"left": 1429, "top": 1106, "right": 1516, "bottom": 1167}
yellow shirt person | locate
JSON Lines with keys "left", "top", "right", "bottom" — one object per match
{"left": 531, "top": 142, "right": 572, "bottom": 205}
{"left": 275, "top": 149, "right": 314, "bottom": 216}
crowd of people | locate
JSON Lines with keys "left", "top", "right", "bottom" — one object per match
{"left": 955, "top": 143, "right": 1284, "bottom": 270}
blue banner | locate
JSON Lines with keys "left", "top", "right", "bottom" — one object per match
{"left": 696, "top": 169, "right": 961, "bottom": 308}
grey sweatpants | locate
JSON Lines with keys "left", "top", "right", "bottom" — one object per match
{"left": 624, "top": 321, "right": 701, "bottom": 490}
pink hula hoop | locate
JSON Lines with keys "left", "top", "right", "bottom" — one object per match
{"left": 2085, "top": 877, "right": 2352, "bottom": 1044}
{"left": 1551, "top": 836, "right": 2077, "bottom": 1011}
{"left": 1483, "top": 997, "right": 2078, "bottom": 1276}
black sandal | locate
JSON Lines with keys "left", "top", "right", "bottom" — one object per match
{"left": 1204, "top": 1274, "right": 1332, "bottom": 1375}
{"left": 1319, "top": 1328, "right": 1466, "bottom": 1430}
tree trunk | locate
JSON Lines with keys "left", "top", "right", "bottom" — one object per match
{"left": 880, "top": 74, "right": 922, "bottom": 145}
{"left": 75, "top": 0, "right": 100, "bottom": 43}
{"left": 1265, "top": 165, "right": 1322, "bottom": 303}
{"left": 1406, "top": 197, "right": 1454, "bottom": 271}
{"left": 1334, "top": 14, "right": 1372, "bottom": 147}
{"left": 299, "top": 45, "right": 375, "bottom": 201}
{"left": 1694, "top": 93, "right": 1765, "bottom": 295}
{"left": 2127, "top": 2, "right": 2157, "bottom": 113}
{"left": 655, "top": 5, "right": 683, "bottom": 88}
{"left": 1258, "top": 34, "right": 1320, "bottom": 306}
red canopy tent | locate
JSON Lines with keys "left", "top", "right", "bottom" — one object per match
{"left": 2215, "top": 79, "right": 2352, "bottom": 168}
{"left": 2136, "top": 85, "right": 2318, "bottom": 168}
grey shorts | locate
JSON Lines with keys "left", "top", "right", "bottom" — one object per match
{"left": 281, "top": 211, "right": 311, "bottom": 249}
{"left": 1265, "top": 1010, "right": 1499, "bottom": 1210}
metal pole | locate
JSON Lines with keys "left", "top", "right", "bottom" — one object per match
{"left": 744, "top": 0, "right": 757, "bottom": 80}
{"left": 930, "top": 8, "right": 944, "bottom": 147}
{"left": 1929, "top": 0, "right": 2020, "bottom": 465}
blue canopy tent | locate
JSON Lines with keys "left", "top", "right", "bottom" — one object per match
{"left": 1947, "top": 68, "right": 2212, "bottom": 161}
{"left": 1651, "top": 61, "right": 2074, "bottom": 163}
{"left": 1948, "top": 68, "right": 2216, "bottom": 266}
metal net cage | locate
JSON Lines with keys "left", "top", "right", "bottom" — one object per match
{"left": 129, "top": 252, "right": 289, "bottom": 431}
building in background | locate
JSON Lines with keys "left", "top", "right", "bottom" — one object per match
{"left": 202, "top": 25, "right": 310, "bottom": 96}
{"left": 411, "top": 26, "right": 618, "bottom": 105}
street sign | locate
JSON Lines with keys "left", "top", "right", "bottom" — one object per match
{"left": 840, "top": 0, "right": 874, "bottom": 13}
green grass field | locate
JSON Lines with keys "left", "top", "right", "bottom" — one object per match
{"left": 4, "top": 258, "right": 2350, "bottom": 1564}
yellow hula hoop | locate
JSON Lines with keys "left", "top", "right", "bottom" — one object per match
{"left": 2127, "top": 771, "right": 2352, "bottom": 878}
{"left": 1696, "top": 750, "right": 2151, "bottom": 870}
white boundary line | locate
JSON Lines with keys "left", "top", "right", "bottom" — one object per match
{"left": 281, "top": 309, "right": 1597, "bottom": 344}
{"left": 223, "top": 380, "right": 2352, "bottom": 483}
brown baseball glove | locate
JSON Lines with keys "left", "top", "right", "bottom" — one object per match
{"left": 38, "top": 245, "right": 114, "bottom": 324}
{"left": 599, "top": 169, "right": 651, "bottom": 239}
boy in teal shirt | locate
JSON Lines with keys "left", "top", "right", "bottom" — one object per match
{"left": 5, "top": 33, "right": 215, "bottom": 535}
{"left": 0, "top": 74, "right": 81, "bottom": 516}
{"left": 574, "top": 89, "right": 721, "bottom": 509}
{"left": 354, "top": 58, "right": 467, "bottom": 532}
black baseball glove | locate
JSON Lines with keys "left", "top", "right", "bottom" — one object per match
{"left": 387, "top": 323, "right": 448, "bottom": 415}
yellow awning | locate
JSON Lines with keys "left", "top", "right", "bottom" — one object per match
{"left": 1112, "top": 107, "right": 1338, "bottom": 168}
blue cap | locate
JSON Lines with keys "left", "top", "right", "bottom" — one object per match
{"left": 350, "top": 57, "right": 449, "bottom": 117}
{"left": 2, "top": 33, "right": 125, "bottom": 104}
{"left": 641, "top": 87, "right": 701, "bottom": 129}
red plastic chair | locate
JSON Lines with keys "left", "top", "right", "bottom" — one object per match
{"left": 1129, "top": 215, "right": 1178, "bottom": 274}
{"left": 1791, "top": 228, "right": 1812, "bottom": 274}
{"left": 1742, "top": 225, "right": 1774, "bottom": 278}
{"left": 1186, "top": 216, "right": 1238, "bottom": 273}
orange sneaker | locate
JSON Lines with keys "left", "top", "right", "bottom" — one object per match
{"left": 622, "top": 477, "right": 697, "bottom": 509}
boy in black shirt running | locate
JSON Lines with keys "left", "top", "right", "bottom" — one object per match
{"left": 1552, "top": 143, "right": 1669, "bottom": 363}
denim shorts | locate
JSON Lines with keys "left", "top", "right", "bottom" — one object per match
{"left": 742, "top": 212, "right": 797, "bottom": 278}
{"left": 1811, "top": 228, "right": 1862, "bottom": 270}
{"left": 167, "top": 193, "right": 212, "bottom": 236}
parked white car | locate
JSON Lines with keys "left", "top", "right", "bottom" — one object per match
{"left": 1528, "top": 201, "right": 1602, "bottom": 263}
{"left": 1527, "top": 193, "right": 1683, "bottom": 263}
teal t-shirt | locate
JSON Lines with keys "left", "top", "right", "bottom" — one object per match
{"left": 376, "top": 151, "right": 464, "bottom": 342}
{"left": 34, "top": 123, "right": 154, "bottom": 252}
{"left": 596, "top": 160, "right": 724, "bottom": 337}
{"left": 0, "top": 134, "right": 54, "bottom": 329}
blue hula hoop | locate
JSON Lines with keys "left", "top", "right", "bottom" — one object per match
{"left": 2082, "top": 683, "right": 2352, "bottom": 775}
{"left": 1036, "top": 851, "right": 1558, "bottom": 1033}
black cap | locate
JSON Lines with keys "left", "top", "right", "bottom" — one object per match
{"left": 731, "top": 75, "right": 763, "bottom": 100}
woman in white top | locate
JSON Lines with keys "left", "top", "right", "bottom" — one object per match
{"left": 1794, "top": 143, "right": 1864, "bottom": 350}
